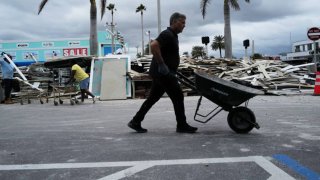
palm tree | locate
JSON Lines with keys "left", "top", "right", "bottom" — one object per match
{"left": 191, "top": 46, "right": 206, "bottom": 59}
{"left": 201, "top": 0, "right": 250, "bottom": 59}
{"left": 211, "top": 35, "right": 225, "bottom": 58}
{"left": 107, "top": 3, "right": 116, "bottom": 54}
{"left": 38, "top": 0, "right": 107, "bottom": 56}
{"left": 136, "top": 4, "right": 146, "bottom": 56}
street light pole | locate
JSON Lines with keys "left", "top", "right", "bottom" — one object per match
{"left": 110, "top": 8, "right": 115, "bottom": 54}
{"left": 313, "top": 41, "right": 317, "bottom": 72}
{"left": 141, "top": 14, "right": 144, "bottom": 56}
{"left": 111, "top": 21, "right": 114, "bottom": 54}
{"left": 136, "top": 45, "right": 139, "bottom": 56}
{"left": 146, "top": 30, "right": 151, "bottom": 55}
{"left": 157, "top": 0, "right": 161, "bottom": 35}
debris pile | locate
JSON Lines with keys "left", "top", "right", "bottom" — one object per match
{"left": 129, "top": 57, "right": 316, "bottom": 97}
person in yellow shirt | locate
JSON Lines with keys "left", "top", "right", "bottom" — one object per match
{"left": 66, "top": 61, "right": 95, "bottom": 103}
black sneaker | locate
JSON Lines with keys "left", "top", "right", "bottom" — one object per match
{"left": 128, "top": 121, "right": 148, "bottom": 133}
{"left": 176, "top": 124, "right": 198, "bottom": 133}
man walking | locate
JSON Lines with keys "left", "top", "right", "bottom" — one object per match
{"left": 128, "top": 12, "right": 197, "bottom": 133}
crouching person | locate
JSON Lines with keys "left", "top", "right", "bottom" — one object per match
{"left": 66, "top": 61, "right": 95, "bottom": 103}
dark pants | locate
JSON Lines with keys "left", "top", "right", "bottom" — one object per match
{"left": 132, "top": 74, "right": 187, "bottom": 127}
{"left": 2, "top": 79, "right": 13, "bottom": 100}
{"left": 2, "top": 79, "right": 20, "bottom": 100}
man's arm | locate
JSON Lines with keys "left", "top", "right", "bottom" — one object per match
{"left": 151, "top": 40, "right": 169, "bottom": 75}
{"left": 150, "top": 40, "right": 164, "bottom": 64}
{"left": 65, "top": 70, "right": 76, "bottom": 85}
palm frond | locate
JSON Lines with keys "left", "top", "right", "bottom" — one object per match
{"left": 229, "top": 0, "right": 240, "bottom": 10}
{"left": 100, "top": 0, "right": 107, "bottom": 20}
{"left": 214, "top": 35, "right": 224, "bottom": 41}
{"left": 107, "top": 3, "right": 115, "bottom": 10}
{"left": 136, "top": 4, "right": 146, "bottom": 13}
{"left": 38, "top": 0, "right": 49, "bottom": 15}
{"left": 200, "top": 0, "right": 210, "bottom": 19}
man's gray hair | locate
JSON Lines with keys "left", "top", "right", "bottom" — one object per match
{"left": 169, "top": 12, "right": 186, "bottom": 25}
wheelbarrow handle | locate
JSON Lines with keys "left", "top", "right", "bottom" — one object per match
{"left": 176, "top": 72, "right": 197, "bottom": 91}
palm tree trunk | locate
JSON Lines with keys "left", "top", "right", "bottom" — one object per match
{"left": 90, "top": 0, "right": 98, "bottom": 56}
{"left": 224, "top": 2, "right": 232, "bottom": 59}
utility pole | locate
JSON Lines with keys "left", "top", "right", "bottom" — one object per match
{"left": 106, "top": 22, "right": 116, "bottom": 54}
{"left": 252, "top": 40, "right": 255, "bottom": 58}
{"left": 307, "top": 27, "right": 320, "bottom": 72}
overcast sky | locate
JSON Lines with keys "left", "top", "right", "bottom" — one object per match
{"left": 0, "top": 0, "right": 319, "bottom": 58}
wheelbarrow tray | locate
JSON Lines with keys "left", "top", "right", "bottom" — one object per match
{"left": 195, "top": 72, "right": 264, "bottom": 110}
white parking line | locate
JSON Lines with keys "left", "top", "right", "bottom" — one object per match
{"left": 0, "top": 156, "right": 294, "bottom": 180}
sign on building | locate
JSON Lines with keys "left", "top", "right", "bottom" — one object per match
{"left": 45, "top": 50, "right": 61, "bottom": 60}
{"left": 63, "top": 48, "right": 88, "bottom": 56}
{"left": 68, "top": 41, "right": 81, "bottom": 46}
{"left": 16, "top": 43, "right": 29, "bottom": 48}
{"left": 42, "top": 42, "right": 55, "bottom": 47}
{"left": 22, "top": 51, "right": 39, "bottom": 60}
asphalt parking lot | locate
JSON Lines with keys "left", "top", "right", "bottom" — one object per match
{"left": 0, "top": 95, "right": 319, "bottom": 180}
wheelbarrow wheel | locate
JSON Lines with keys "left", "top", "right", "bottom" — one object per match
{"left": 227, "top": 106, "right": 256, "bottom": 134}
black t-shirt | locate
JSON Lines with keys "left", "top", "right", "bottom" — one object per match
{"left": 149, "top": 27, "right": 180, "bottom": 77}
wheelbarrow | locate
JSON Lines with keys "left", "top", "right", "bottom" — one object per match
{"left": 177, "top": 71, "right": 264, "bottom": 134}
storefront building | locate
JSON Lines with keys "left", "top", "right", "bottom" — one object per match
{"left": 285, "top": 39, "right": 320, "bottom": 62}
{"left": 0, "top": 31, "right": 123, "bottom": 66}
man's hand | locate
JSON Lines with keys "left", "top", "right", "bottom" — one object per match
{"left": 158, "top": 63, "right": 169, "bottom": 76}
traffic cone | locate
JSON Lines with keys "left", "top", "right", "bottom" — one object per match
{"left": 314, "top": 71, "right": 320, "bottom": 96}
